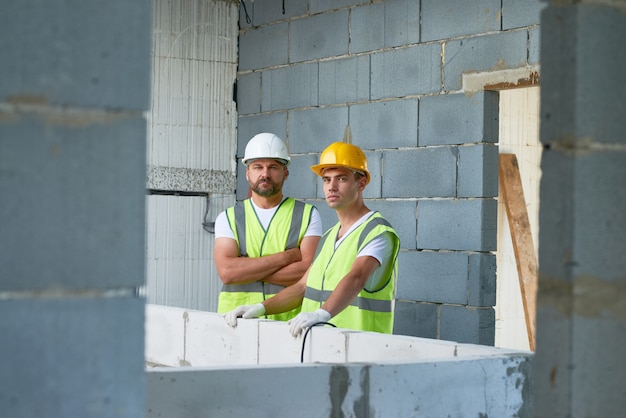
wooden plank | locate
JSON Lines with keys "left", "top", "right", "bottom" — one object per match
{"left": 499, "top": 153, "right": 538, "bottom": 351}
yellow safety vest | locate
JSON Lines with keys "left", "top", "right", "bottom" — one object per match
{"left": 301, "top": 212, "right": 399, "bottom": 333}
{"left": 217, "top": 198, "right": 314, "bottom": 321}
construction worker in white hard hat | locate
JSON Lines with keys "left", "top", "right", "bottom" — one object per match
{"left": 224, "top": 141, "right": 400, "bottom": 336}
{"left": 214, "top": 133, "right": 322, "bottom": 321}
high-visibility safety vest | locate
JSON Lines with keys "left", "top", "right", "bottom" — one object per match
{"left": 301, "top": 212, "right": 400, "bottom": 334}
{"left": 217, "top": 198, "right": 315, "bottom": 321}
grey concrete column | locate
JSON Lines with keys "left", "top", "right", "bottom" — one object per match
{"left": 0, "top": 2, "right": 151, "bottom": 417}
{"left": 535, "top": 2, "right": 626, "bottom": 417}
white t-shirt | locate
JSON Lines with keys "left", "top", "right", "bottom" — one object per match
{"left": 331, "top": 211, "right": 397, "bottom": 291}
{"left": 214, "top": 198, "right": 323, "bottom": 240}
{"left": 336, "top": 211, "right": 392, "bottom": 266}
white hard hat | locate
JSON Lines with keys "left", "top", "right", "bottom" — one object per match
{"left": 242, "top": 133, "right": 291, "bottom": 166}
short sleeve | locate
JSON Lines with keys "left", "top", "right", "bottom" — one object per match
{"left": 213, "top": 211, "right": 235, "bottom": 240}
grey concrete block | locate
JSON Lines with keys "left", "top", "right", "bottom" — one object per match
{"left": 468, "top": 253, "right": 497, "bottom": 307}
{"left": 533, "top": 305, "right": 572, "bottom": 415}
{"left": 416, "top": 199, "right": 497, "bottom": 252}
{"left": 237, "top": 113, "right": 288, "bottom": 158}
{"left": 457, "top": 144, "right": 499, "bottom": 198}
{"left": 319, "top": 56, "right": 370, "bottom": 105}
{"left": 290, "top": 10, "right": 349, "bottom": 63}
{"left": 366, "top": 200, "right": 417, "bottom": 250}
{"left": 419, "top": 92, "right": 499, "bottom": 146}
{"left": 529, "top": 27, "right": 541, "bottom": 65}
{"left": 261, "top": 63, "right": 319, "bottom": 111}
{"left": 440, "top": 305, "right": 495, "bottom": 345}
{"left": 570, "top": 316, "right": 626, "bottom": 417}
{"left": 371, "top": 44, "right": 442, "bottom": 99}
{"left": 537, "top": 150, "right": 575, "bottom": 280}
{"left": 0, "top": 1, "right": 151, "bottom": 110}
{"left": 396, "top": 251, "right": 469, "bottom": 304}
{"left": 236, "top": 163, "right": 250, "bottom": 201}
{"left": 349, "top": 99, "right": 419, "bottom": 149}
{"left": 282, "top": 154, "right": 319, "bottom": 199}
{"left": 314, "top": 200, "right": 339, "bottom": 233}
{"left": 362, "top": 150, "right": 382, "bottom": 200}
{"left": 571, "top": 151, "right": 626, "bottom": 281}
{"left": 540, "top": 7, "right": 577, "bottom": 145}
{"left": 381, "top": 0, "right": 421, "bottom": 48}
{"left": 421, "top": 0, "right": 500, "bottom": 42}
{"left": 351, "top": 0, "right": 421, "bottom": 53}
{"left": 236, "top": 72, "right": 262, "bottom": 115}
{"left": 539, "top": 147, "right": 626, "bottom": 283}
{"left": 393, "top": 300, "right": 438, "bottom": 338}
{"left": 351, "top": 2, "right": 385, "bottom": 53}
{"left": 575, "top": 4, "right": 626, "bottom": 145}
{"left": 239, "top": 0, "right": 254, "bottom": 29}
{"left": 444, "top": 30, "right": 528, "bottom": 91}
{"left": 0, "top": 112, "right": 146, "bottom": 291}
{"left": 502, "top": 0, "right": 546, "bottom": 29}
{"left": 288, "top": 107, "right": 349, "bottom": 153}
{"left": 382, "top": 148, "right": 457, "bottom": 198}
{"left": 0, "top": 297, "right": 145, "bottom": 417}
{"left": 238, "top": 23, "right": 289, "bottom": 71}
{"left": 249, "top": 0, "right": 308, "bottom": 26}
{"left": 310, "top": 0, "right": 368, "bottom": 14}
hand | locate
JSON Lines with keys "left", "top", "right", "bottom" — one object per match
{"left": 223, "top": 303, "right": 266, "bottom": 328}
{"left": 288, "top": 309, "right": 331, "bottom": 337}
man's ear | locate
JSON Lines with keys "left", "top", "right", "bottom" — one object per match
{"left": 358, "top": 175, "right": 367, "bottom": 191}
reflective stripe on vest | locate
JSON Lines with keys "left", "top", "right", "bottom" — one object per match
{"left": 303, "top": 287, "right": 392, "bottom": 312}
{"left": 300, "top": 212, "right": 399, "bottom": 333}
{"left": 220, "top": 282, "right": 286, "bottom": 295}
{"left": 218, "top": 198, "right": 313, "bottom": 321}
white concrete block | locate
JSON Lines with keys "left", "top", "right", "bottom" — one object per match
{"left": 303, "top": 326, "right": 348, "bottom": 363}
{"left": 257, "top": 320, "right": 302, "bottom": 364}
{"left": 185, "top": 309, "right": 259, "bottom": 366}
{"left": 145, "top": 304, "right": 534, "bottom": 416}
{"left": 145, "top": 304, "right": 186, "bottom": 367}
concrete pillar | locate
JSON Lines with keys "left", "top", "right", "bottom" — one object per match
{"left": 535, "top": 2, "right": 626, "bottom": 416}
{"left": 0, "top": 2, "right": 151, "bottom": 416}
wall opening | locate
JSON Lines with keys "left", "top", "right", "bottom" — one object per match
{"left": 495, "top": 86, "right": 542, "bottom": 350}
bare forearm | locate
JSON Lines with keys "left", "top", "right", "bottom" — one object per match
{"left": 321, "top": 256, "right": 380, "bottom": 317}
{"left": 263, "top": 279, "right": 306, "bottom": 315}
{"left": 263, "top": 260, "right": 310, "bottom": 287}
{"left": 217, "top": 249, "right": 300, "bottom": 285}
{"left": 263, "top": 235, "right": 321, "bottom": 287}
{"left": 320, "top": 275, "right": 365, "bottom": 317}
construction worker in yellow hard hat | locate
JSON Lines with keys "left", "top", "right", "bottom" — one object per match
{"left": 224, "top": 141, "right": 400, "bottom": 336}
{"left": 214, "top": 133, "right": 322, "bottom": 321}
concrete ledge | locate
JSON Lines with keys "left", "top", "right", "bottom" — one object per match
{"left": 145, "top": 304, "right": 533, "bottom": 417}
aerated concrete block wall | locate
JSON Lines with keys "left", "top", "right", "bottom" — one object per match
{"left": 533, "top": 3, "right": 626, "bottom": 417}
{"left": 0, "top": 2, "right": 151, "bottom": 416}
{"left": 236, "top": 0, "right": 544, "bottom": 345}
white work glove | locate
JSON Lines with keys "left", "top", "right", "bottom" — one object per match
{"left": 288, "top": 309, "right": 331, "bottom": 338}
{"left": 223, "top": 303, "right": 266, "bottom": 328}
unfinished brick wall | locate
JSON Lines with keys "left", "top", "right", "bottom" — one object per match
{"left": 236, "top": 0, "right": 545, "bottom": 344}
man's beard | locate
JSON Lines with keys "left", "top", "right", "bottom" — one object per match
{"left": 251, "top": 178, "right": 282, "bottom": 197}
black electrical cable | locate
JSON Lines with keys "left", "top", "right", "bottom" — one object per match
{"left": 241, "top": 0, "right": 251, "bottom": 24}
{"left": 300, "top": 322, "right": 337, "bottom": 363}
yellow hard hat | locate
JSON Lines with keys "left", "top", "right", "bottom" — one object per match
{"left": 311, "top": 142, "right": 370, "bottom": 185}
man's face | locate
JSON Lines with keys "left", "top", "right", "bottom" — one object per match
{"left": 321, "top": 167, "right": 364, "bottom": 210}
{"left": 246, "top": 158, "right": 288, "bottom": 197}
